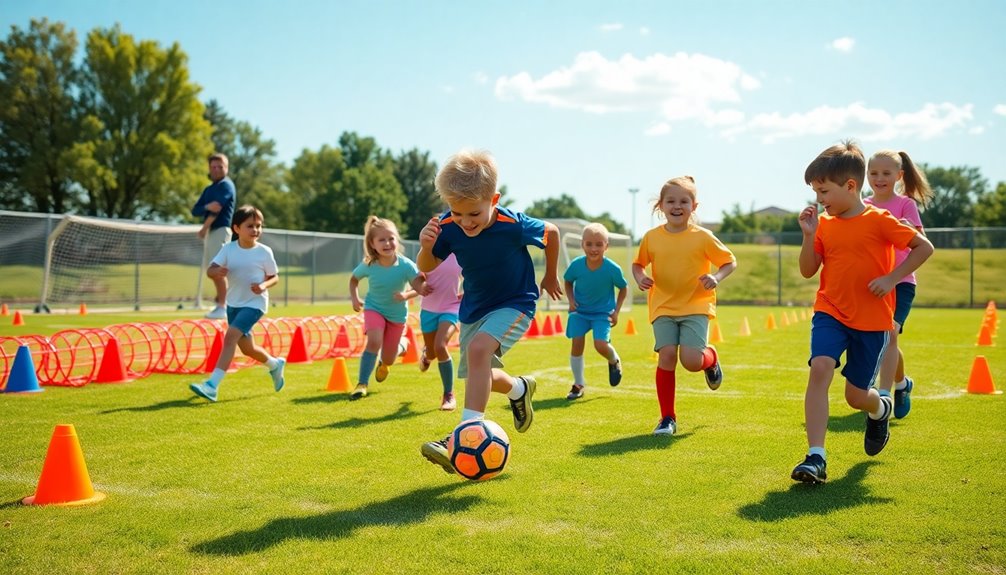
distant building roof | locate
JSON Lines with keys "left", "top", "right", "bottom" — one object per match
{"left": 753, "top": 206, "right": 796, "bottom": 217}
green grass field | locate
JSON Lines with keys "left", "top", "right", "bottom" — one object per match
{"left": 2, "top": 305, "right": 1004, "bottom": 574}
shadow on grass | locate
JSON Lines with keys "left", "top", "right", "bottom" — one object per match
{"left": 0, "top": 499, "right": 27, "bottom": 509}
{"left": 827, "top": 411, "right": 865, "bottom": 433}
{"left": 534, "top": 396, "right": 603, "bottom": 412}
{"left": 190, "top": 483, "right": 478, "bottom": 555}
{"left": 577, "top": 430, "right": 697, "bottom": 457}
{"left": 737, "top": 460, "right": 892, "bottom": 522}
{"left": 289, "top": 392, "right": 355, "bottom": 405}
{"left": 99, "top": 396, "right": 248, "bottom": 414}
{"left": 298, "top": 401, "right": 432, "bottom": 430}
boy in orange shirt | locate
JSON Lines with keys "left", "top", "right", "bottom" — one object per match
{"left": 791, "top": 141, "right": 934, "bottom": 484}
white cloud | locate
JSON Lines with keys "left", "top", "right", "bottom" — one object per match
{"left": 831, "top": 37, "right": 855, "bottom": 52}
{"left": 495, "top": 51, "right": 759, "bottom": 128}
{"left": 472, "top": 71, "right": 489, "bottom": 85}
{"left": 994, "top": 104, "right": 1006, "bottom": 116}
{"left": 723, "top": 102, "right": 974, "bottom": 143}
{"left": 599, "top": 23, "right": 623, "bottom": 32}
{"left": 969, "top": 126, "right": 985, "bottom": 135}
{"left": 639, "top": 27, "right": 650, "bottom": 36}
{"left": 645, "top": 122, "right": 671, "bottom": 136}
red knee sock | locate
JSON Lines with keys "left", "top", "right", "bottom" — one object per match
{"left": 700, "top": 346, "right": 718, "bottom": 370}
{"left": 655, "top": 367, "right": 676, "bottom": 419}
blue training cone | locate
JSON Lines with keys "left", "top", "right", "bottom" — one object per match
{"left": 4, "top": 345, "right": 44, "bottom": 393}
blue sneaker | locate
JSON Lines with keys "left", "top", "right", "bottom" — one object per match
{"left": 894, "top": 376, "right": 913, "bottom": 419}
{"left": 791, "top": 454, "right": 827, "bottom": 484}
{"left": 189, "top": 381, "right": 218, "bottom": 402}
{"left": 608, "top": 360, "right": 622, "bottom": 387}
{"left": 269, "top": 358, "right": 286, "bottom": 392}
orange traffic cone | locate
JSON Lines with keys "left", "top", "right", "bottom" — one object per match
{"left": 94, "top": 337, "right": 131, "bottom": 384}
{"left": 0, "top": 303, "right": 8, "bottom": 316}
{"left": 13, "top": 310, "right": 24, "bottom": 326}
{"left": 977, "top": 323, "right": 994, "bottom": 346}
{"left": 553, "top": 314, "right": 564, "bottom": 334}
{"left": 965, "top": 356, "right": 1002, "bottom": 395}
{"left": 79, "top": 303, "right": 88, "bottom": 315}
{"left": 333, "top": 324, "right": 352, "bottom": 356}
{"left": 401, "top": 326, "right": 420, "bottom": 364}
{"left": 327, "top": 357, "right": 351, "bottom": 392}
{"left": 526, "top": 316, "right": 541, "bottom": 338}
{"left": 709, "top": 320, "right": 724, "bottom": 344}
{"left": 739, "top": 316, "right": 751, "bottom": 337}
{"left": 541, "top": 314, "right": 555, "bottom": 336}
{"left": 287, "top": 325, "right": 312, "bottom": 364}
{"left": 22, "top": 424, "right": 106, "bottom": 506}
{"left": 766, "top": 313, "right": 776, "bottom": 330}
{"left": 625, "top": 318, "right": 637, "bottom": 336}
{"left": 781, "top": 312, "right": 790, "bottom": 327}
{"left": 800, "top": 309, "right": 808, "bottom": 321}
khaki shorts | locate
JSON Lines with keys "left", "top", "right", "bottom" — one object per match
{"left": 652, "top": 314, "right": 709, "bottom": 352}
{"left": 202, "top": 227, "right": 231, "bottom": 270}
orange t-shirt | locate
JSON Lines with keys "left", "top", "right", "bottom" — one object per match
{"left": 813, "top": 205, "right": 919, "bottom": 331}
{"left": 634, "top": 224, "right": 736, "bottom": 322}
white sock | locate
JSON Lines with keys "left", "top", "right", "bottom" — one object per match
{"left": 869, "top": 396, "right": 891, "bottom": 420}
{"left": 605, "top": 346, "right": 620, "bottom": 364}
{"left": 570, "top": 355, "right": 586, "bottom": 387}
{"left": 506, "top": 377, "right": 526, "bottom": 400}
{"left": 264, "top": 356, "right": 279, "bottom": 370}
{"left": 461, "top": 408, "right": 484, "bottom": 422}
{"left": 894, "top": 378, "right": 907, "bottom": 391}
{"left": 808, "top": 446, "right": 826, "bottom": 460}
{"left": 208, "top": 368, "right": 226, "bottom": 388}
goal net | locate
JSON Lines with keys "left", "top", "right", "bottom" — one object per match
{"left": 41, "top": 215, "right": 207, "bottom": 311}
{"left": 541, "top": 218, "right": 634, "bottom": 312}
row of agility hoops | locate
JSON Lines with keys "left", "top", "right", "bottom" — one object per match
{"left": 0, "top": 315, "right": 379, "bottom": 389}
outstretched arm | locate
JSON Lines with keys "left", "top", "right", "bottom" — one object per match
{"left": 539, "top": 222, "right": 563, "bottom": 300}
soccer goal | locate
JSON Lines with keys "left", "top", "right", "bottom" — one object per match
{"left": 543, "top": 218, "right": 634, "bottom": 312}
{"left": 40, "top": 215, "right": 206, "bottom": 311}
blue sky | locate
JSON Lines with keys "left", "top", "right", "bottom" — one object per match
{"left": 5, "top": 0, "right": 1006, "bottom": 237}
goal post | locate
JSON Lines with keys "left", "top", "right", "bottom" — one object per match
{"left": 544, "top": 218, "right": 634, "bottom": 312}
{"left": 41, "top": 215, "right": 206, "bottom": 311}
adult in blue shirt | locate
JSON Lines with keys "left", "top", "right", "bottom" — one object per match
{"left": 191, "top": 152, "right": 236, "bottom": 319}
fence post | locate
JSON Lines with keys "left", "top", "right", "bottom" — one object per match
{"left": 283, "top": 233, "right": 289, "bottom": 307}
{"left": 133, "top": 232, "right": 141, "bottom": 311}
{"left": 310, "top": 235, "right": 317, "bottom": 305}
{"left": 777, "top": 232, "right": 783, "bottom": 306}
{"left": 970, "top": 227, "right": 975, "bottom": 308}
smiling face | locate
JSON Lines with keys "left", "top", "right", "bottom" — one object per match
{"left": 811, "top": 178, "right": 859, "bottom": 217}
{"left": 446, "top": 193, "right": 500, "bottom": 237}
{"left": 581, "top": 229, "right": 609, "bottom": 264}
{"left": 368, "top": 226, "right": 400, "bottom": 261}
{"left": 658, "top": 184, "right": 696, "bottom": 231}
{"left": 868, "top": 155, "right": 903, "bottom": 199}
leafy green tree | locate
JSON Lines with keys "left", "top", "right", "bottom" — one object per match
{"left": 498, "top": 184, "right": 515, "bottom": 208}
{"left": 718, "top": 204, "right": 758, "bottom": 233}
{"left": 922, "top": 166, "right": 987, "bottom": 228}
{"left": 69, "top": 25, "right": 212, "bottom": 219}
{"left": 393, "top": 148, "right": 440, "bottom": 239}
{"left": 289, "top": 132, "right": 405, "bottom": 234}
{"left": 593, "top": 212, "right": 629, "bottom": 236}
{"left": 974, "top": 181, "right": 1006, "bottom": 227}
{"left": 0, "top": 19, "right": 81, "bottom": 213}
{"left": 526, "top": 194, "right": 588, "bottom": 220}
{"left": 204, "top": 99, "right": 298, "bottom": 229}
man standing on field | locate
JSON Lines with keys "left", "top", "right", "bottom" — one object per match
{"left": 191, "top": 152, "right": 236, "bottom": 319}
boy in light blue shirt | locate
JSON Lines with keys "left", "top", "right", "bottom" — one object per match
{"left": 563, "top": 223, "right": 628, "bottom": 399}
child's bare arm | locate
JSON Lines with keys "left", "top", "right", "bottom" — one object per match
{"left": 868, "top": 234, "right": 935, "bottom": 297}
{"left": 798, "top": 206, "right": 822, "bottom": 278}
{"left": 564, "top": 280, "right": 576, "bottom": 311}
{"left": 349, "top": 275, "right": 363, "bottom": 312}
{"left": 610, "top": 286, "right": 627, "bottom": 326}
{"left": 417, "top": 217, "right": 443, "bottom": 273}
{"left": 251, "top": 273, "right": 278, "bottom": 295}
{"left": 632, "top": 263, "right": 653, "bottom": 290}
{"left": 700, "top": 260, "right": 737, "bottom": 290}
{"left": 539, "top": 222, "right": 563, "bottom": 300}
{"left": 207, "top": 262, "right": 226, "bottom": 279}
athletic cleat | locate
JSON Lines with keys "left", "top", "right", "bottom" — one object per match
{"left": 350, "top": 383, "right": 369, "bottom": 400}
{"left": 864, "top": 395, "right": 893, "bottom": 456}
{"left": 653, "top": 416, "right": 677, "bottom": 436}
{"left": 269, "top": 358, "right": 286, "bottom": 392}
{"left": 566, "top": 384, "right": 584, "bottom": 400}
{"left": 375, "top": 361, "right": 390, "bottom": 382}
{"left": 439, "top": 392, "right": 456, "bottom": 411}
{"left": 791, "top": 454, "right": 827, "bottom": 484}
{"left": 608, "top": 360, "right": 622, "bottom": 387}
{"left": 419, "top": 348, "right": 431, "bottom": 372}
{"left": 510, "top": 376, "right": 536, "bottom": 433}
{"left": 703, "top": 346, "right": 723, "bottom": 390}
{"left": 189, "top": 382, "right": 218, "bottom": 402}
{"left": 420, "top": 436, "right": 455, "bottom": 474}
{"left": 894, "top": 376, "right": 914, "bottom": 419}
{"left": 205, "top": 306, "right": 227, "bottom": 320}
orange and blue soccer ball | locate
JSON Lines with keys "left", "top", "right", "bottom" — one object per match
{"left": 448, "top": 419, "right": 510, "bottom": 481}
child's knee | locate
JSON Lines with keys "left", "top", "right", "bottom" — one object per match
{"left": 844, "top": 384, "right": 871, "bottom": 409}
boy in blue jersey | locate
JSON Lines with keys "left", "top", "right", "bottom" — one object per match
{"left": 417, "top": 149, "right": 562, "bottom": 474}
{"left": 563, "top": 223, "right": 628, "bottom": 400}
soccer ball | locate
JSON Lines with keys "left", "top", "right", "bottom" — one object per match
{"left": 448, "top": 419, "right": 510, "bottom": 481}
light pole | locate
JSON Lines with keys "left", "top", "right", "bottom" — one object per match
{"left": 628, "top": 188, "right": 639, "bottom": 241}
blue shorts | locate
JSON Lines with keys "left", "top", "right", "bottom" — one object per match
{"left": 420, "top": 309, "right": 459, "bottom": 334}
{"left": 457, "top": 308, "right": 531, "bottom": 379}
{"left": 893, "top": 282, "right": 916, "bottom": 333}
{"left": 226, "top": 306, "right": 264, "bottom": 337}
{"left": 809, "top": 312, "right": 889, "bottom": 390}
{"left": 565, "top": 312, "right": 612, "bottom": 342}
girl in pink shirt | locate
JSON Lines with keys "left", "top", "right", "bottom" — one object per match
{"left": 865, "top": 149, "right": 933, "bottom": 420}
{"left": 414, "top": 253, "right": 463, "bottom": 410}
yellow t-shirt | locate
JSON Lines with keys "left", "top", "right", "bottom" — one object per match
{"left": 813, "top": 205, "right": 918, "bottom": 331}
{"left": 634, "top": 224, "right": 736, "bottom": 322}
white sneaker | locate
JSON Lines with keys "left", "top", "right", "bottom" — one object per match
{"left": 269, "top": 358, "right": 286, "bottom": 392}
{"left": 205, "top": 306, "right": 227, "bottom": 320}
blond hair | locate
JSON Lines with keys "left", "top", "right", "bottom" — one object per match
{"left": 208, "top": 152, "right": 229, "bottom": 166}
{"left": 362, "top": 215, "right": 402, "bottom": 265}
{"left": 581, "top": 222, "right": 610, "bottom": 242}
{"left": 652, "top": 175, "right": 699, "bottom": 224}
{"left": 435, "top": 149, "right": 498, "bottom": 203}
{"left": 870, "top": 149, "right": 933, "bottom": 208}
{"left": 804, "top": 139, "right": 865, "bottom": 191}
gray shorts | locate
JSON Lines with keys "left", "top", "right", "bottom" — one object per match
{"left": 652, "top": 314, "right": 709, "bottom": 352}
{"left": 202, "top": 227, "right": 231, "bottom": 270}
